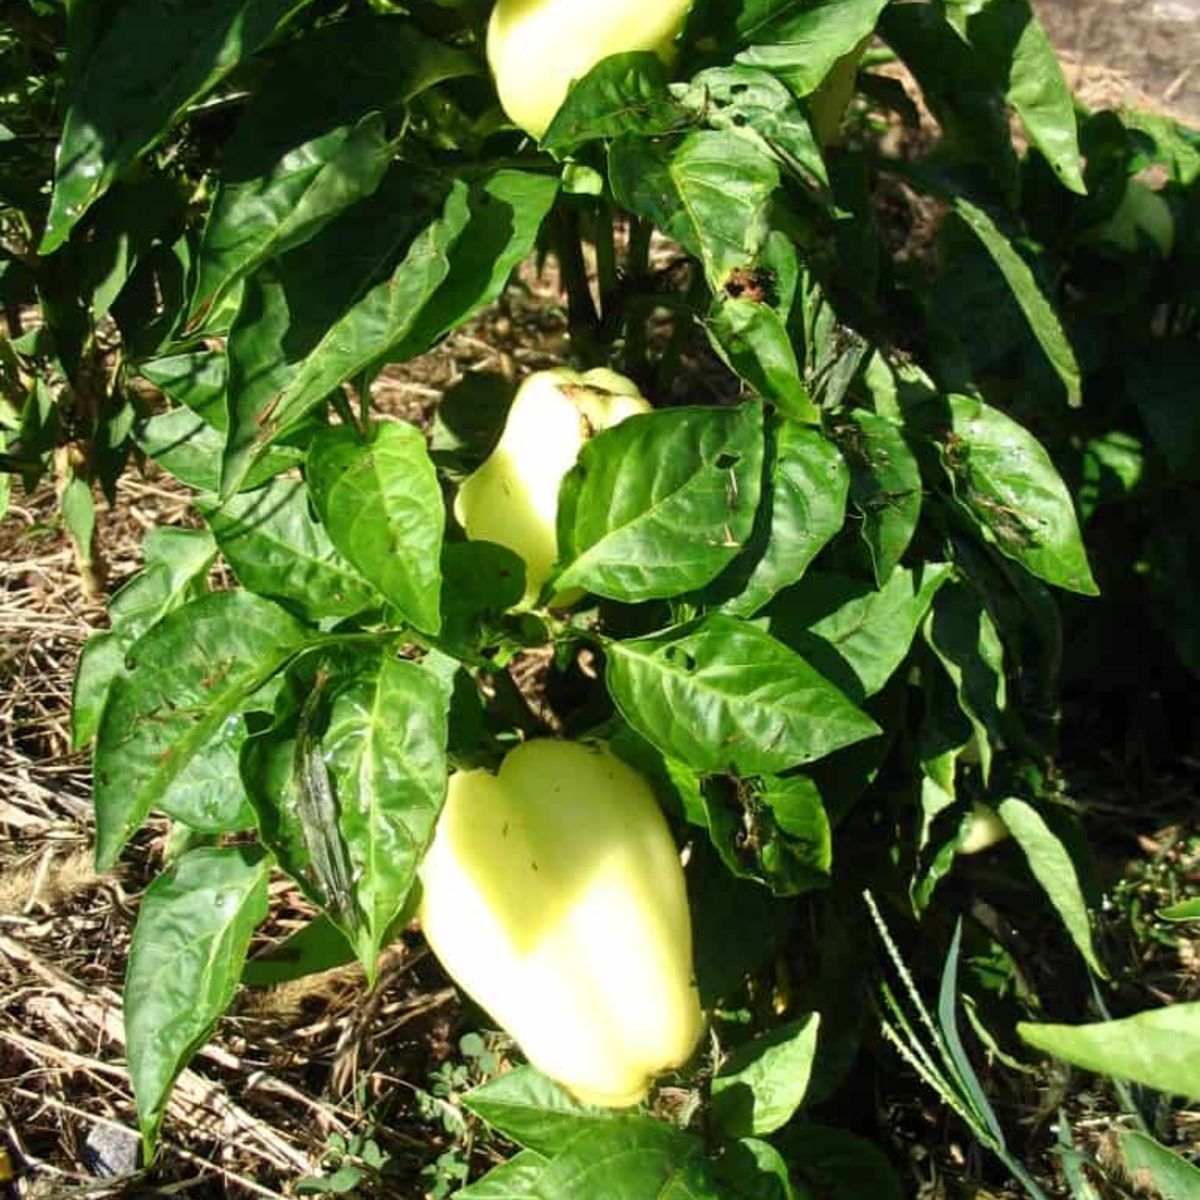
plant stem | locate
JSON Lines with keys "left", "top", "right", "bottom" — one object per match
{"left": 552, "top": 205, "right": 601, "bottom": 366}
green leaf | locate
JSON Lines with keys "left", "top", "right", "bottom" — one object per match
{"left": 998, "top": 798, "right": 1105, "bottom": 977}
{"left": 711, "top": 1014, "right": 821, "bottom": 1138}
{"left": 728, "top": 0, "right": 891, "bottom": 97}
{"left": 125, "top": 846, "right": 270, "bottom": 1156}
{"left": 72, "top": 527, "right": 218, "bottom": 748}
{"left": 241, "top": 915, "right": 354, "bottom": 987}
{"left": 135, "top": 349, "right": 308, "bottom": 490}
{"left": 244, "top": 169, "right": 558, "bottom": 479}
{"left": 712, "top": 1138, "right": 797, "bottom": 1200}
{"left": 676, "top": 67, "right": 828, "bottom": 189}
{"left": 242, "top": 646, "right": 448, "bottom": 980}
{"left": 307, "top": 421, "right": 444, "bottom": 634}
{"left": 610, "top": 130, "right": 779, "bottom": 290}
{"left": 606, "top": 613, "right": 879, "bottom": 776}
{"left": 951, "top": 199, "right": 1082, "bottom": 408}
{"left": 954, "top": 0, "right": 1084, "bottom": 194}
{"left": 93, "top": 592, "right": 311, "bottom": 870}
{"left": 1115, "top": 1130, "right": 1200, "bottom": 1200}
{"left": 708, "top": 299, "right": 817, "bottom": 424}
{"left": 1160, "top": 898, "right": 1200, "bottom": 922}
{"left": 555, "top": 403, "right": 765, "bottom": 602}
{"left": 542, "top": 53, "right": 680, "bottom": 155}
{"left": 161, "top": 715, "right": 257, "bottom": 833}
{"left": 833, "top": 411, "right": 922, "bottom": 587}
{"left": 881, "top": 4, "right": 1019, "bottom": 200}
{"left": 72, "top": 632, "right": 125, "bottom": 752}
{"left": 42, "top": 0, "right": 312, "bottom": 253}
{"left": 1018, "top": 1003, "right": 1200, "bottom": 1101}
{"left": 60, "top": 473, "right": 95, "bottom": 573}
{"left": 463, "top": 1066, "right": 619, "bottom": 1158}
{"left": 779, "top": 1125, "right": 905, "bottom": 1200}
{"left": 220, "top": 168, "right": 450, "bottom": 496}
{"left": 457, "top": 1150, "right": 549, "bottom": 1199}
{"left": 104, "top": 526, "right": 214, "bottom": 630}
{"left": 530, "top": 1117, "right": 718, "bottom": 1200}
{"left": 713, "top": 419, "right": 848, "bottom": 618}
{"left": 767, "top": 564, "right": 953, "bottom": 704}
{"left": 200, "top": 478, "right": 379, "bottom": 622}
{"left": 923, "top": 582, "right": 1006, "bottom": 783}
{"left": 191, "top": 16, "right": 475, "bottom": 318}
{"left": 697, "top": 772, "right": 832, "bottom": 895}
{"left": 938, "top": 394, "right": 1097, "bottom": 595}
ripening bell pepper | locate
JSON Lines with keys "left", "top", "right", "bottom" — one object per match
{"left": 487, "top": 0, "right": 694, "bottom": 139}
{"left": 453, "top": 367, "right": 651, "bottom": 607}
{"left": 417, "top": 739, "right": 703, "bottom": 1107}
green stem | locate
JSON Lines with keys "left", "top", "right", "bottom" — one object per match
{"left": 552, "top": 205, "right": 601, "bottom": 366}
{"left": 595, "top": 201, "right": 618, "bottom": 341}
{"left": 654, "top": 264, "right": 706, "bottom": 395}
{"left": 331, "top": 388, "right": 361, "bottom": 436}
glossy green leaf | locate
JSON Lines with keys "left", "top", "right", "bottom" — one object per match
{"left": 610, "top": 130, "right": 779, "bottom": 290}
{"left": 125, "top": 846, "right": 270, "bottom": 1156}
{"left": 384, "top": 170, "right": 560, "bottom": 364}
{"left": 952, "top": 0, "right": 1084, "bottom": 193}
{"left": 192, "top": 17, "right": 475, "bottom": 317}
{"left": 542, "top": 53, "right": 679, "bottom": 155}
{"left": 530, "top": 1118, "right": 717, "bottom": 1200}
{"left": 242, "top": 916, "right": 354, "bottom": 987}
{"left": 768, "top": 564, "right": 952, "bottom": 703}
{"left": 676, "top": 67, "right": 828, "bottom": 189}
{"left": 606, "top": 613, "right": 879, "bottom": 776}
{"left": 458, "top": 1150, "right": 549, "bottom": 1199}
{"left": 93, "top": 592, "right": 311, "bottom": 870}
{"left": 1018, "top": 1003, "right": 1200, "bottom": 1101}
{"left": 137, "top": 349, "right": 306, "bottom": 490}
{"left": 1115, "top": 1130, "right": 1200, "bottom": 1199}
{"left": 200, "top": 479, "right": 378, "bottom": 622}
{"left": 220, "top": 169, "right": 449, "bottom": 496}
{"left": 242, "top": 646, "right": 448, "bottom": 980}
{"left": 307, "top": 421, "right": 444, "bottom": 634}
{"left": 834, "top": 410, "right": 922, "bottom": 587}
{"left": 438, "top": 541, "right": 526, "bottom": 658}
{"left": 42, "top": 0, "right": 312, "bottom": 252}
{"left": 463, "top": 1067, "right": 618, "bottom": 1158}
{"left": 248, "top": 169, "right": 558, "bottom": 473}
{"left": 998, "top": 798, "right": 1105, "bottom": 977}
{"left": 952, "top": 199, "right": 1082, "bottom": 407}
{"left": 708, "top": 298, "right": 817, "bottom": 424}
{"left": 939, "top": 394, "right": 1097, "bottom": 595}
{"left": 555, "top": 403, "right": 765, "bottom": 602}
{"left": 712, "top": 1014, "right": 821, "bottom": 1138}
{"left": 923, "top": 582, "right": 1006, "bottom": 784}
{"left": 72, "top": 527, "right": 218, "bottom": 748}
{"left": 713, "top": 419, "right": 847, "bottom": 617}
{"left": 160, "top": 714, "right": 256, "bottom": 832}
{"left": 727, "top": 0, "right": 890, "bottom": 97}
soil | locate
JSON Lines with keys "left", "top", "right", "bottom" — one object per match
{"left": 1035, "top": 0, "right": 1200, "bottom": 122}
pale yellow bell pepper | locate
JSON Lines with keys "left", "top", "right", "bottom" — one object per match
{"left": 418, "top": 739, "right": 703, "bottom": 1107}
{"left": 487, "top": 0, "right": 694, "bottom": 139}
{"left": 453, "top": 368, "right": 651, "bottom": 607}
